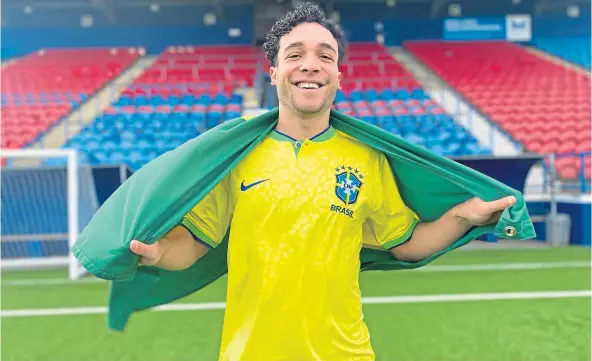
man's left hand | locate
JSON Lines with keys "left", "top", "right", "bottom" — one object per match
{"left": 391, "top": 195, "right": 518, "bottom": 262}
{"left": 453, "top": 196, "right": 517, "bottom": 227}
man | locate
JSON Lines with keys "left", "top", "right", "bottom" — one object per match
{"left": 129, "top": 3, "right": 516, "bottom": 360}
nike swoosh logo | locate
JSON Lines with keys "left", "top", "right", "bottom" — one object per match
{"left": 240, "top": 179, "right": 269, "bottom": 192}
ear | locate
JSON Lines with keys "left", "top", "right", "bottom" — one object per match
{"left": 337, "top": 70, "right": 343, "bottom": 89}
{"left": 270, "top": 66, "right": 277, "bottom": 85}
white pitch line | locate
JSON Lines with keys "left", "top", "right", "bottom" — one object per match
{"left": 1, "top": 290, "right": 590, "bottom": 318}
{"left": 361, "top": 290, "right": 592, "bottom": 304}
{"left": 410, "top": 261, "right": 591, "bottom": 272}
{"left": 2, "top": 261, "right": 590, "bottom": 287}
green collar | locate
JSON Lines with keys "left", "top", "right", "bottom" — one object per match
{"left": 269, "top": 125, "right": 336, "bottom": 143}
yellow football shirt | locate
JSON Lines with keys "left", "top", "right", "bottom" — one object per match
{"left": 182, "top": 125, "right": 419, "bottom": 361}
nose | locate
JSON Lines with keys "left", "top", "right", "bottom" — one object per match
{"left": 299, "top": 55, "right": 321, "bottom": 73}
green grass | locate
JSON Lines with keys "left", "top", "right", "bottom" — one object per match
{"left": 365, "top": 298, "right": 591, "bottom": 361}
{"left": 1, "top": 247, "right": 591, "bottom": 361}
{"left": 2, "top": 299, "right": 589, "bottom": 361}
{"left": 1, "top": 267, "right": 589, "bottom": 310}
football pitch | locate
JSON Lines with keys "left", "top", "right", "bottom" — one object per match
{"left": 1, "top": 247, "right": 591, "bottom": 361}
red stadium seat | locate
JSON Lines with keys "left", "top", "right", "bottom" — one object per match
{"left": 1, "top": 48, "right": 141, "bottom": 150}
{"left": 128, "top": 45, "right": 261, "bottom": 89}
{"left": 405, "top": 40, "right": 591, "bottom": 179}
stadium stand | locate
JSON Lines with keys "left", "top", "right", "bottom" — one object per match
{"left": 404, "top": 40, "right": 591, "bottom": 180}
{"left": 64, "top": 42, "right": 489, "bottom": 170}
{"left": 535, "top": 37, "right": 591, "bottom": 69}
{"left": 333, "top": 42, "right": 490, "bottom": 157}
{"left": 62, "top": 45, "right": 249, "bottom": 170}
{"left": 134, "top": 45, "right": 259, "bottom": 87}
{"left": 339, "top": 43, "right": 420, "bottom": 92}
{"left": 1, "top": 48, "right": 141, "bottom": 150}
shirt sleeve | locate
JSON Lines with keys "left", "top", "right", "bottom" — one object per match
{"left": 180, "top": 174, "right": 233, "bottom": 248}
{"left": 366, "top": 153, "right": 420, "bottom": 250}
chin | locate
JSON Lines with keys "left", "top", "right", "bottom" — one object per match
{"left": 292, "top": 98, "right": 326, "bottom": 112}
{"left": 294, "top": 103, "right": 326, "bottom": 115}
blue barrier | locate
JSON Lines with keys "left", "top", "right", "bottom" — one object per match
{"left": 3, "top": 153, "right": 589, "bottom": 261}
{"left": 453, "top": 155, "right": 543, "bottom": 192}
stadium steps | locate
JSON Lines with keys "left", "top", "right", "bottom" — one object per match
{"left": 242, "top": 107, "right": 272, "bottom": 118}
{"left": 525, "top": 47, "right": 591, "bottom": 77}
{"left": 234, "top": 87, "right": 259, "bottom": 109}
{"left": 388, "top": 47, "right": 520, "bottom": 156}
{"left": 2, "top": 58, "right": 18, "bottom": 68}
{"left": 19, "top": 56, "right": 159, "bottom": 163}
{"left": 12, "top": 56, "right": 158, "bottom": 167}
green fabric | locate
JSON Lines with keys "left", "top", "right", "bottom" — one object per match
{"left": 71, "top": 108, "right": 536, "bottom": 331}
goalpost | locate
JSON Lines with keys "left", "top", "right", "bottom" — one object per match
{"left": 0, "top": 148, "right": 98, "bottom": 280}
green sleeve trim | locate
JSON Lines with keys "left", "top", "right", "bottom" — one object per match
{"left": 181, "top": 218, "right": 219, "bottom": 249}
{"left": 382, "top": 218, "right": 420, "bottom": 250}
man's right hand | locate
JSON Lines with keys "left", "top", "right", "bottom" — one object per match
{"left": 130, "top": 239, "right": 164, "bottom": 266}
{"left": 128, "top": 226, "right": 209, "bottom": 270}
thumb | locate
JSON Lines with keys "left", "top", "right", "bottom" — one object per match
{"left": 130, "top": 239, "right": 158, "bottom": 259}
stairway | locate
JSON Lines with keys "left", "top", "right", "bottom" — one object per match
{"left": 2, "top": 58, "right": 18, "bottom": 68}
{"left": 11, "top": 56, "right": 157, "bottom": 167}
{"left": 236, "top": 88, "right": 260, "bottom": 109}
{"left": 389, "top": 47, "right": 521, "bottom": 156}
{"left": 389, "top": 46, "right": 552, "bottom": 197}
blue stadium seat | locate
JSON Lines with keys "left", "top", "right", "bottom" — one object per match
{"left": 349, "top": 90, "right": 364, "bottom": 102}
{"left": 110, "top": 151, "right": 126, "bottom": 163}
{"left": 117, "top": 96, "right": 132, "bottom": 106}
{"left": 181, "top": 94, "right": 196, "bottom": 104}
{"left": 71, "top": 80, "right": 488, "bottom": 172}
{"left": 328, "top": 85, "right": 489, "bottom": 158}
{"left": 93, "top": 150, "right": 111, "bottom": 164}
{"left": 134, "top": 96, "right": 148, "bottom": 106}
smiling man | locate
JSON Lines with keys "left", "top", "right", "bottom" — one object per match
{"left": 129, "top": 3, "right": 516, "bottom": 361}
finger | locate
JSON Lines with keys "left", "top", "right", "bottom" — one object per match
{"left": 487, "top": 210, "right": 504, "bottom": 225}
{"left": 137, "top": 256, "right": 148, "bottom": 266}
{"left": 487, "top": 196, "right": 516, "bottom": 212}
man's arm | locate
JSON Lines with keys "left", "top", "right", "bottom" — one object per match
{"left": 130, "top": 225, "right": 210, "bottom": 271}
{"left": 390, "top": 196, "right": 516, "bottom": 262}
{"left": 389, "top": 207, "right": 470, "bottom": 262}
{"left": 130, "top": 174, "right": 232, "bottom": 271}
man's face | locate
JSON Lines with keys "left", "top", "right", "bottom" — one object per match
{"left": 270, "top": 22, "right": 342, "bottom": 118}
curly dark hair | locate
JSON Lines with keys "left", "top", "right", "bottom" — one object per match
{"left": 263, "top": 2, "right": 347, "bottom": 67}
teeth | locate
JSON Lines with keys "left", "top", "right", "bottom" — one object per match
{"left": 297, "top": 82, "right": 320, "bottom": 89}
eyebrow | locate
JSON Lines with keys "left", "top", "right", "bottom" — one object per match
{"left": 283, "top": 41, "right": 337, "bottom": 54}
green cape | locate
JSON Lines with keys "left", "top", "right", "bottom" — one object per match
{"left": 71, "top": 108, "right": 535, "bottom": 330}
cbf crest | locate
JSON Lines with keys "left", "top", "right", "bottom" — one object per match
{"left": 335, "top": 165, "right": 363, "bottom": 205}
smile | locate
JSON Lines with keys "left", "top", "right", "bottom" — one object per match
{"left": 293, "top": 82, "right": 324, "bottom": 90}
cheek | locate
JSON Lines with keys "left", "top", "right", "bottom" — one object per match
{"left": 275, "top": 73, "right": 289, "bottom": 87}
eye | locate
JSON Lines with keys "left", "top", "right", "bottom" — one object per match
{"left": 320, "top": 55, "right": 334, "bottom": 61}
{"left": 287, "top": 54, "right": 301, "bottom": 59}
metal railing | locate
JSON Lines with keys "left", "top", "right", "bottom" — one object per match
{"left": 541, "top": 152, "right": 591, "bottom": 194}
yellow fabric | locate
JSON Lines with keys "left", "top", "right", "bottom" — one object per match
{"left": 182, "top": 128, "right": 418, "bottom": 361}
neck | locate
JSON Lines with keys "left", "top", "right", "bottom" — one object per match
{"left": 275, "top": 106, "right": 331, "bottom": 140}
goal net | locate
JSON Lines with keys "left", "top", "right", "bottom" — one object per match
{"left": 0, "top": 149, "right": 99, "bottom": 280}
